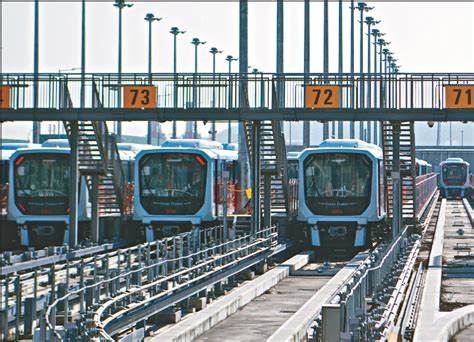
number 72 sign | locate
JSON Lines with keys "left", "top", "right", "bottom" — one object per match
{"left": 123, "top": 86, "right": 157, "bottom": 108}
{"left": 305, "top": 85, "right": 340, "bottom": 109}
{"left": 445, "top": 85, "right": 474, "bottom": 108}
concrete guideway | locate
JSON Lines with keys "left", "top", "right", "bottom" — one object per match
{"left": 154, "top": 251, "right": 369, "bottom": 342}
{"left": 415, "top": 199, "right": 474, "bottom": 341}
{"left": 151, "top": 251, "right": 314, "bottom": 341}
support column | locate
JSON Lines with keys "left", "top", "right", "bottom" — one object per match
{"left": 264, "top": 174, "right": 271, "bottom": 228}
{"left": 91, "top": 176, "right": 100, "bottom": 244}
{"left": 69, "top": 122, "right": 79, "bottom": 247}
{"left": 251, "top": 121, "right": 261, "bottom": 236}
{"left": 392, "top": 122, "right": 401, "bottom": 239}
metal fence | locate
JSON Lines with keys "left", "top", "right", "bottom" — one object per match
{"left": 40, "top": 225, "right": 277, "bottom": 341}
{"left": 1, "top": 73, "right": 474, "bottom": 111}
{"left": 312, "top": 225, "right": 417, "bottom": 341}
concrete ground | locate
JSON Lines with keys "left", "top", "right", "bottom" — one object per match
{"left": 441, "top": 200, "right": 474, "bottom": 311}
{"left": 451, "top": 324, "right": 474, "bottom": 342}
{"left": 195, "top": 276, "right": 331, "bottom": 342}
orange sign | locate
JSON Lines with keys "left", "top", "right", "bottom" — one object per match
{"left": 0, "top": 86, "right": 10, "bottom": 109}
{"left": 445, "top": 85, "right": 474, "bottom": 108}
{"left": 305, "top": 85, "right": 340, "bottom": 109}
{"left": 123, "top": 86, "right": 156, "bottom": 108}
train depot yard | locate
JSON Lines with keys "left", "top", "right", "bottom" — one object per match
{"left": 1, "top": 1, "right": 474, "bottom": 341}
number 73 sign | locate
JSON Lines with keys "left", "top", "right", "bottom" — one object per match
{"left": 123, "top": 86, "right": 157, "bottom": 108}
{"left": 305, "top": 85, "right": 340, "bottom": 109}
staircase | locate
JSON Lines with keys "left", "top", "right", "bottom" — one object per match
{"left": 232, "top": 215, "right": 252, "bottom": 236}
{"left": 60, "top": 80, "right": 125, "bottom": 216}
{"left": 242, "top": 82, "right": 290, "bottom": 218}
{"left": 382, "top": 121, "right": 417, "bottom": 221}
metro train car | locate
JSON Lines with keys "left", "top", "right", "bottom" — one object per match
{"left": 416, "top": 158, "right": 433, "bottom": 176}
{"left": 297, "top": 139, "right": 386, "bottom": 250}
{"left": 134, "top": 139, "right": 239, "bottom": 241}
{"left": 1, "top": 144, "right": 40, "bottom": 249}
{"left": 7, "top": 146, "right": 91, "bottom": 247}
{"left": 439, "top": 158, "right": 471, "bottom": 198}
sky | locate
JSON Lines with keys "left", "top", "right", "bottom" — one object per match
{"left": 1, "top": 1, "right": 474, "bottom": 145}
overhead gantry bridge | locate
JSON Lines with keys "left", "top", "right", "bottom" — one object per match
{"left": 0, "top": 72, "right": 473, "bottom": 121}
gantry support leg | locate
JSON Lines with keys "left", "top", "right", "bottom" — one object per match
{"left": 392, "top": 121, "right": 402, "bottom": 239}
{"left": 69, "top": 121, "right": 79, "bottom": 247}
{"left": 251, "top": 121, "right": 261, "bottom": 236}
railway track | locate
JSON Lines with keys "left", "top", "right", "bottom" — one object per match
{"left": 1, "top": 192, "right": 442, "bottom": 341}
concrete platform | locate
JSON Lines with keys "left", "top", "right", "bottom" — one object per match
{"left": 150, "top": 251, "right": 314, "bottom": 342}
{"left": 194, "top": 276, "right": 331, "bottom": 341}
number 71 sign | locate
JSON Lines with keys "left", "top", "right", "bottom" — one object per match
{"left": 305, "top": 85, "right": 340, "bottom": 109}
{"left": 123, "top": 86, "right": 157, "bottom": 108}
{"left": 445, "top": 85, "right": 474, "bottom": 108}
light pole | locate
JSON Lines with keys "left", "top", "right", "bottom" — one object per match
{"left": 170, "top": 27, "right": 185, "bottom": 139}
{"left": 355, "top": 2, "right": 372, "bottom": 140}
{"left": 364, "top": 16, "right": 378, "bottom": 143}
{"left": 144, "top": 13, "right": 161, "bottom": 145}
{"left": 191, "top": 38, "right": 206, "bottom": 139}
{"left": 226, "top": 55, "right": 238, "bottom": 143}
{"left": 349, "top": 0, "right": 356, "bottom": 138}
{"left": 32, "top": 0, "right": 40, "bottom": 143}
{"left": 371, "top": 29, "right": 383, "bottom": 146}
{"left": 209, "top": 47, "right": 223, "bottom": 141}
{"left": 114, "top": 0, "right": 133, "bottom": 142}
{"left": 303, "top": 0, "right": 310, "bottom": 148}
{"left": 323, "top": 0, "right": 329, "bottom": 140}
{"left": 337, "top": 0, "right": 343, "bottom": 139}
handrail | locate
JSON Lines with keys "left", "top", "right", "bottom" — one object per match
{"left": 43, "top": 225, "right": 277, "bottom": 340}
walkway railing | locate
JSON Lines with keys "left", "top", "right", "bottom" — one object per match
{"left": 1, "top": 73, "right": 473, "bottom": 111}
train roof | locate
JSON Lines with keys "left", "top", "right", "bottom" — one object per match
{"left": 1, "top": 143, "right": 40, "bottom": 151}
{"left": 117, "top": 143, "right": 154, "bottom": 152}
{"left": 300, "top": 139, "right": 383, "bottom": 159}
{"left": 41, "top": 139, "right": 70, "bottom": 148}
{"left": 440, "top": 157, "right": 469, "bottom": 165}
{"left": 287, "top": 151, "right": 300, "bottom": 160}
{"left": 136, "top": 146, "right": 238, "bottom": 161}
{"left": 161, "top": 139, "right": 224, "bottom": 150}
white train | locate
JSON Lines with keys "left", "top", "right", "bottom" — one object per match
{"left": 297, "top": 139, "right": 387, "bottom": 250}
{"left": 439, "top": 158, "right": 471, "bottom": 198}
{"left": 133, "top": 139, "right": 239, "bottom": 241}
{"left": 8, "top": 147, "right": 91, "bottom": 247}
{"left": 6, "top": 140, "right": 146, "bottom": 247}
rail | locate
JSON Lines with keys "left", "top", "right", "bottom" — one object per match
{"left": 42, "top": 225, "right": 278, "bottom": 341}
{"left": 1, "top": 73, "right": 473, "bottom": 112}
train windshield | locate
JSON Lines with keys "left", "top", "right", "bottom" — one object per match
{"left": 14, "top": 153, "right": 70, "bottom": 215}
{"left": 139, "top": 153, "right": 207, "bottom": 215}
{"left": 304, "top": 153, "right": 372, "bottom": 215}
{"left": 442, "top": 163, "right": 467, "bottom": 185}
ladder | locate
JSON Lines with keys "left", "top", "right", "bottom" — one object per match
{"left": 242, "top": 82, "right": 290, "bottom": 218}
{"left": 60, "top": 80, "right": 125, "bottom": 216}
{"left": 382, "top": 121, "right": 417, "bottom": 221}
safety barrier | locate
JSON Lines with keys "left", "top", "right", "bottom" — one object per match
{"left": 1, "top": 73, "right": 473, "bottom": 111}
{"left": 312, "top": 226, "right": 416, "bottom": 340}
{"left": 415, "top": 173, "right": 438, "bottom": 219}
{"left": 41, "top": 225, "right": 277, "bottom": 341}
